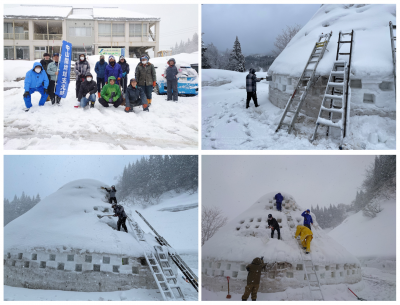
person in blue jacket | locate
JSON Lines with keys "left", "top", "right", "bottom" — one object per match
{"left": 23, "top": 62, "right": 49, "bottom": 112}
{"left": 274, "top": 193, "right": 284, "bottom": 212}
{"left": 301, "top": 209, "right": 314, "bottom": 231}
{"left": 104, "top": 55, "right": 123, "bottom": 86}
{"left": 94, "top": 55, "right": 108, "bottom": 98}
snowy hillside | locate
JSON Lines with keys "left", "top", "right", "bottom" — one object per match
{"left": 3, "top": 52, "right": 198, "bottom": 150}
{"left": 202, "top": 69, "right": 395, "bottom": 150}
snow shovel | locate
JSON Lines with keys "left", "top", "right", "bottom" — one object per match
{"left": 97, "top": 214, "right": 115, "bottom": 219}
{"left": 348, "top": 288, "right": 366, "bottom": 301}
{"left": 226, "top": 276, "right": 231, "bottom": 299}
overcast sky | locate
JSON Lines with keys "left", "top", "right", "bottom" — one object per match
{"left": 4, "top": 155, "right": 147, "bottom": 201}
{"left": 4, "top": 4, "right": 198, "bottom": 51}
{"left": 202, "top": 4, "right": 321, "bottom": 55}
{"left": 202, "top": 155, "right": 375, "bottom": 221}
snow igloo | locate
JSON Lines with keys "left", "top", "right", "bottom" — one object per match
{"left": 4, "top": 179, "right": 177, "bottom": 292}
{"left": 202, "top": 192, "right": 362, "bottom": 295}
{"left": 268, "top": 4, "right": 396, "bottom": 121}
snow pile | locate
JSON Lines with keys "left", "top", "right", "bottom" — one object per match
{"left": 269, "top": 4, "right": 396, "bottom": 80}
{"left": 329, "top": 196, "right": 395, "bottom": 262}
{"left": 4, "top": 179, "right": 142, "bottom": 256}
{"left": 4, "top": 5, "right": 72, "bottom": 18}
{"left": 202, "top": 69, "right": 395, "bottom": 150}
{"left": 93, "top": 7, "right": 159, "bottom": 20}
{"left": 203, "top": 191, "right": 359, "bottom": 266}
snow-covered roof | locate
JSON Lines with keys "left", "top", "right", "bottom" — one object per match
{"left": 4, "top": 179, "right": 143, "bottom": 256}
{"left": 4, "top": 5, "right": 73, "bottom": 19}
{"left": 203, "top": 191, "right": 360, "bottom": 266}
{"left": 269, "top": 4, "right": 396, "bottom": 80}
{"left": 68, "top": 15, "right": 94, "bottom": 20}
{"left": 93, "top": 7, "right": 160, "bottom": 21}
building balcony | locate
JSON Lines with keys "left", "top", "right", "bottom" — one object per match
{"left": 4, "top": 32, "right": 29, "bottom": 40}
{"left": 33, "top": 33, "right": 63, "bottom": 40}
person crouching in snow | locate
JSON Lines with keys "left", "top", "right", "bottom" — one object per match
{"left": 246, "top": 68, "right": 264, "bottom": 109}
{"left": 23, "top": 62, "right": 49, "bottom": 112}
{"left": 135, "top": 55, "right": 156, "bottom": 106}
{"left": 124, "top": 78, "right": 149, "bottom": 113}
{"left": 274, "top": 192, "right": 283, "bottom": 212}
{"left": 112, "top": 203, "right": 128, "bottom": 233}
{"left": 301, "top": 209, "right": 313, "bottom": 231}
{"left": 47, "top": 53, "right": 62, "bottom": 105}
{"left": 294, "top": 225, "right": 313, "bottom": 254}
{"left": 267, "top": 214, "right": 281, "bottom": 240}
{"left": 102, "top": 185, "right": 117, "bottom": 204}
{"left": 78, "top": 72, "right": 97, "bottom": 108}
{"left": 241, "top": 257, "right": 266, "bottom": 301}
{"left": 164, "top": 58, "right": 179, "bottom": 102}
{"left": 99, "top": 76, "right": 123, "bottom": 108}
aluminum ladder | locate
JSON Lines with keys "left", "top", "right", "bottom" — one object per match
{"left": 276, "top": 32, "right": 332, "bottom": 134}
{"left": 128, "top": 217, "right": 184, "bottom": 301}
{"left": 389, "top": 22, "right": 396, "bottom": 94}
{"left": 135, "top": 210, "right": 199, "bottom": 292}
{"left": 311, "top": 31, "right": 353, "bottom": 149}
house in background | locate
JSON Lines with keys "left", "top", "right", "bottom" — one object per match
{"left": 4, "top": 5, "right": 160, "bottom": 61}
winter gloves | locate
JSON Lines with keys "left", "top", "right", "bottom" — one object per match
{"left": 23, "top": 91, "right": 30, "bottom": 98}
{"left": 153, "top": 81, "right": 156, "bottom": 87}
{"left": 44, "top": 88, "right": 48, "bottom": 94}
{"left": 122, "top": 72, "right": 127, "bottom": 77}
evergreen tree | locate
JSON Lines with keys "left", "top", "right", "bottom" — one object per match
{"left": 202, "top": 33, "right": 211, "bottom": 69}
{"left": 228, "top": 36, "right": 246, "bottom": 72}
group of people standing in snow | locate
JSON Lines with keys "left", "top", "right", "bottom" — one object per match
{"left": 242, "top": 194, "right": 315, "bottom": 301}
{"left": 23, "top": 52, "right": 180, "bottom": 112}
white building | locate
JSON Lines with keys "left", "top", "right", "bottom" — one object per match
{"left": 4, "top": 5, "right": 160, "bottom": 61}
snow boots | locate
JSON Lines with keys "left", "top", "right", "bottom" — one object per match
{"left": 147, "top": 99, "right": 152, "bottom": 107}
{"left": 90, "top": 102, "right": 95, "bottom": 108}
{"left": 98, "top": 92, "right": 101, "bottom": 99}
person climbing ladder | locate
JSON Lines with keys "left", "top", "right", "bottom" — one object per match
{"left": 294, "top": 225, "right": 313, "bottom": 254}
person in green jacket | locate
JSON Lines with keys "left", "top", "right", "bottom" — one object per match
{"left": 98, "top": 76, "right": 123, "bottom": 108}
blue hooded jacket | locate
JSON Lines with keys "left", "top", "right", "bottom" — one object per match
{"left": 24, "top": 62, "right": 49, "bottom": 91}
{"left": 301, "top": 211, "right": 314, "bottom": 226}
{"left": 95, "top": 61, "right": 108, "bottom": 78}
{"left": 275, "top": 193, "right": 284, "bottom": 211}
{"left": 104, "top": 57, "right": 123, "bottom": 84}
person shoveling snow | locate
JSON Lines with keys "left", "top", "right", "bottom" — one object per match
{"left": 112, "top": 203, "right": 128, "bottom": 233}
{"left": 246, "top": 68, "right": 265, "bottom": 109}
{"left": 241, "top": 257, "right": 267, "bottom": 301}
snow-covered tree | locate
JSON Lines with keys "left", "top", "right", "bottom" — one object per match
{"left": 202, "top": 206, "right": 228, "bottom": 246}
{"left": 202, "top": 33, "right": 211, "bottom": 69}
{"left": 204, "top": 43, "right": 220, "bottom": 68}
{"left": 4, "top": 192, "right": 41, "bottom": 226}
{"left": 228, "top": 36, "right": 246, "bottom": 72}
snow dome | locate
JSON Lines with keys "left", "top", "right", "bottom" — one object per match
{"left": 268, "top": 4, "right": 396, "bottom": 119}
{"left": 202, "top": 192, "right": 362, "bottom": 294}
{"left": 4, "top": 179, "right": 166, "bottom": 292}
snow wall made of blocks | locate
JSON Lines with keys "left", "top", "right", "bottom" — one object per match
{"left": 268, "top": 75, "right": 395, "bottom": 120}
{"left": 4, "top": 250, "right": 163, "bottom": 292}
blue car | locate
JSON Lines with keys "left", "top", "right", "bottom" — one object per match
{"left": 154, "top": 63, "right": 198, "bottom": 96}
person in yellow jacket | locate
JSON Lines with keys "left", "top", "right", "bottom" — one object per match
{"left": 294, "top": 225, "right": 313, "bottom": 254}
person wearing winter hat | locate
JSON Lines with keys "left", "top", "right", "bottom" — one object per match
{"left": 124, "top": 78, "right": 149, "bottom": 113}
{"left": 301, "top": 209, "right": 314, "bottom": 231}
{"left": 241, "top": 257, "right": 267, "bottom": 301}
{"left": 118, "top": 55, "right": 130, "bottom": 93}
{"left": 74, "top": 53, "right": 90, "bottom": 103}
{"left": 104, "top": 55, "right": 123, "bottom": 86}
{"left": 78, "top": 72, "right": 98, "bottom": 108}
{"left": 46, "top": 53, "right": 62, "bottom": 105}
{"left": 23, "top": 62, "right": 49, "bottom": 111}
{"left": 94, "top": 55, "right": 108, "bottom": 98}
{"left": 135, "top": 54, "right": 156, "bottom": 106}
{"left": 98, "top": 76, "right": 123, "bottom": 108}
{"left": 40, "top": 52, "right": 53, "bottom": 102}
{"left": 246, "top": 68, "right": 264, "bottom": 109}
{"left": 267, "top": 214, "right": 281, "bottom": 240}
{"left": 163, "top": 58, "right": 179, "bottom": 102}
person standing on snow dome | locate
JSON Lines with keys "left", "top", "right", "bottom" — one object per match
{"left": 163, "top": 58, "right": 179, "bottom": 102}
{"left": 102, "top": 185, "right": 117, "bottom": 204}
{"left": 104, "top": 55, "right": 123, "bottom": 86}
{"left": 23, "top": 62, "right": 49, "bottom": 112}
{"left": 246, "top": 68, "right": 264, "bottom": 109}
{"left": 74, "top": 53, "right": 91, "bottom": 105}
{"left": 46, "top": 53, "right": 62, "bottom": 105}
{"left": 301, "top": 209, "right": 314, "bottom": 231}
{"left": 294, "top": 225, "right": 313, "bottom": 254}
{"left": 241, "top": 257, "right": 267, "bottom": 301}
{"left": 112, "top": 202, "right": 128, "bottom": 233}
{"left": 274, "top": 192, "right": 284, "bottom": 212}
{"left": 118, "top": 55, "right": 130, "bottom": 93}
{"left": 267, "top": 214, "right": 281, "bottom": 240}
{"left": 135, "top": 54, "right": 156, "bottom": 106}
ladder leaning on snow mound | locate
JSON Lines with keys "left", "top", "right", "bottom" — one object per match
{"left": 311, "top": 30, "right": 353, "bottom": 150}
{"left": 275, "top": 32, "right": 332, "bottom": 134}
{"left": 284, "top": 212, "right": 324, "bottom": 301}
{"left": 135, "top": 210, "right": 199, "bottom": 292}
{"left": 389, "top": 22, "right": 396, "bottom": 94}
{"left": 128, "top": 216, "right": 185, "bottom": 301}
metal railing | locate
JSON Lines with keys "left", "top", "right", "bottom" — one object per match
{"left": 33, "top": 33, "right": 62, "bottom": 40}
{"left": 4, "top": 32, "right": 29, "bottom": 40}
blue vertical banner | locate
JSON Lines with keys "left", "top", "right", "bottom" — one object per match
{"left": 55, "top": 40, "right": 72, "bottom": 98}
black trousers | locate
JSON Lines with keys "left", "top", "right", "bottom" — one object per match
{"left": 117, "top": 217, "right": 128, "bottom": 232}
{"left": 109, "top": 197, "right": 117, "bottom": 204}
{"left": 48, "top": 80, "right": 61, "bottom": 104}
{"left": 99, "top": 97, "right": 123, "bottom": 108}
{"left": 97, "top": 77, "right": 105, "bottom": 93}
{"left": 121, "top": 76, "right": 128, "bottom": 93}
{"left": 76, "top": 77, "right": 85, "bottom": 98}
{"left": 304, "top": 224, "right": 312, "bottom": 231}
{"left": 246, "top": 92, "right": 258, "bottom": 106}
{"left": 271, "top": 226, "right": 281, "bottom": 240}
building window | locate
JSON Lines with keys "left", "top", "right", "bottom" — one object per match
{"left": 69, "top": 27, "right": 91, "bottom": 37}
{"left": 112, "top": 23, "right": 124, "bottom": 37}
{"left": 4, "top": 22, "right": 29, "bottom": 40}
{"left": 129, "top": 23, "right": 147, "bottom": 37}
{"left": 34, "top": 46, "right": 47, "bottom": 60}
{"left": 99, "top": 23, "right": 111, "bottom": 37}
{"left": 72, "top": 46, "right": 93, "bottom": 61}
{"left": 4, "top": 46, "right": 14, "bottom": 60}
{"left": 16, "top": 46, "right": 29, "bottom": 60}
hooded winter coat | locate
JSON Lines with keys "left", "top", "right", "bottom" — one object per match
{"left": 78, "top": 73, "right": 98, "bottom": 100}
{"left": 95, "top": 60, "right": 108, "bottom": 78}
{"left": 245, "top": 257, "right": 267, "bottom": 285}
{"left": 135, "top": 61, "right": 156, "bottom": 86}
{"left": 246, "top": 72, "right": 261, "bottom": 92}
{"left": 301, "top": 211, "right": 314, "bottom": 226}
{"left": 24, "top": 62, "right": 49, "bottom": 91}
{"left": 75, "top": 55, "right": 91, "bottom": 80}
{"left": 294, "top": 225, "right": 313, "bottom": 242}
{"left": 113, "top": 204, "right": 127, "bottom": 218}
{"left": 101, "top": 76, "right": 121, "bottom": 102}
{"left": 106, "top": 187, "right": 117, "bottom": 198}
{"left": 40, "top": 59, "right": 53, "bottom": 74}
{"left": 104, "top": 61, "right": 123, "bottom": 84}
{"left": 164, "top": 58, "right": 178, "bottom": 81}
{"left": 118, "top": 60, "right": 130, "bottom": 74}
{"left": 267, "top": 217, "right": 279, "bottom": 229}
{"left": 125, "top": 84, "right": 146, "bottom": 105}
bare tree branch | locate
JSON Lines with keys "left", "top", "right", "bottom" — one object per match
{"left": 201, "top": 206, "right": 228, "bottom": 246}
{"left": 272, "top": 24, "right": 302, "bottom": 57}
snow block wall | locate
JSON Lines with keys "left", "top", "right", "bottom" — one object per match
{"left": 268, "top": 4, "right": 396, "bottom": 120}
{"left": 202, "top": 192, "right": 362, "bottom": 294}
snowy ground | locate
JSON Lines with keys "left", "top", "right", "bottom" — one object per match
{"left": 3, "top": 54, "right": 198, "bottom": 150}
{"left": 202, "top": 69, "right": 395, "bottom": 150}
